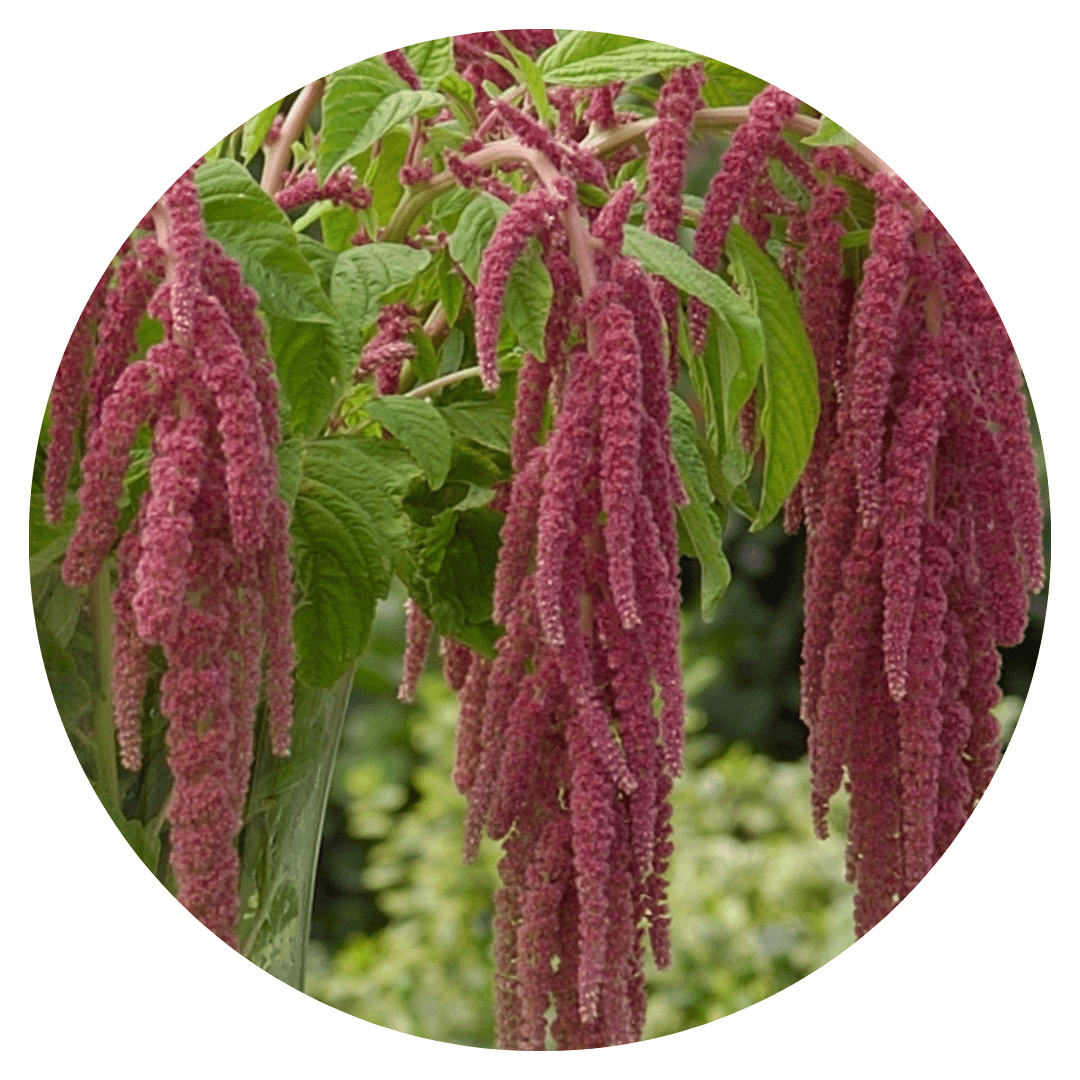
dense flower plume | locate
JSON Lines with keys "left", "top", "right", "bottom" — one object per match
{"left": 40, "top": 41, "right": 1045, "bottom": 1049}
{"left": 416, "top": 112, "right": 688, "bottom": 1045}
{"left": 50, "top": 169, "right": 296, "bottom": 945}
{"left": 794, "top": 179, "right": 1045, "bottom": 935}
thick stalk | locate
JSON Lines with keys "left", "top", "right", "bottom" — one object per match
{"left": 261, "top": 79, "right": 325, "bottom": 197}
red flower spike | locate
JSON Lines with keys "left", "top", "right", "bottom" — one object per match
{"left": 475, "top": 188, "right": 561, "bottom": 391}
{"left": 689, "top": 85, "right": 800, "bottom": 350}
{"left": 112, "top": 517, "right": 151, "bottom": 771}
{"left": 384, "top": 48, "right": 421, "bottom": 90}
{"left": 438, "top": 636, "right": 475, "bottom": 693}
{"left": 45, "top": 269, "right": 112, "bottom": 525}
{"left": 397, "top": 598, "right": 433, "bottom": 703}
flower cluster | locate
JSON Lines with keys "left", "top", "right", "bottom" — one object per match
{"left": 52, "top": 168, "right": 296, "bottom": 946}
{"left": 793, "top": 178, "right": 1045, "bottom": 935}
{"left": 275, "top": 165, "right": 372, "bottom": 212}
{"left": 410, "top": 109, "right": 687, "bottom": 1047}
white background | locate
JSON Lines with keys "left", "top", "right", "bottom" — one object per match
{"left": 3, "top": 3, "right": 1076, "bottom": 1076}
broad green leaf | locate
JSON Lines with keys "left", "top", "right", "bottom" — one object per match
{"left": 194, "top": 159, "right": 336, "bottom": 323}
{"left": 439, "top": 400, "right": 512, "bottom": 453}
{"left": 669, "top": 395, "right": 731, "bottom": 619}
{"left": 330, "top": 243, "right": 432, "bottom": 357}
{"left": 269, "top": 316, "right": 347, "bottom": 437}
{"left": 322, "top": 82, "right": 443, "bottom": 178}
{"left": 405, "top": 37, "right": 455, "bottom": 87}
{"left": 363, "top": 396, "right": 453, "bottom": 489}
{"left": 409, "top": 507, "right": 503, "bottom": 656}
{"left": 321, "top": 205, "right": 362, "bottom": 252}
{"left": 700, "top": 60, "right": 768, "bottom": 107}
{"left": 291, "top": 440, "right": 419, "bottom": 686}
{"left": 801, "top": 116, "right": 857, "bottom": 148}
{"left": 241, "top": 99, "right": 283, "bottom": 164}
{"left": 448, "top": 193, "right": 508, "bottom": 283}
{"left": 368, "top": 129, "right": 410, "bottom": 226}
{"left": 724, "top": 224, "right": 819, "bottom": 531}
{"left": 538, "top": 32, "right": 702, "bottom": 87}
{"left": 318, "top": 57, "right": 406, "bottom": 181}
{"left": 503, "top": 247, "right": 553, "bottom": 360}
{"left": 622, "top": 225, "right": 765, "bottom": 376}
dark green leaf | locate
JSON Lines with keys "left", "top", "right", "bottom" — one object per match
{"left": 724, "top": 224, "right": 819, "bottom": 531}
{"left": 291, "top": 440, "right": 419, "bottom": 686}
{"left": 36, "top": 619, "right": 92, "bottom": 721}
{"left": 363, "top": 396, "right": 453, "bottom": 489}
{"left": 538, "top": 32, "right": 701, "bottom": 87}
{"left": 194, "top": 159, "right": 336, "bottom": 323}
{"left": 437, "top": 327, "right": 465, "bottom": 376}
{"left": 448, "top": 193, "right": 508, "bottom": 283}
{"left": 669, "top": 395, "right": 731, "bottom": 618}
{"left": 502, "top": 246, "right": 553, "bottom": 360}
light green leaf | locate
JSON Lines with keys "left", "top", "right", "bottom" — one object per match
{"left": 318, "top": 57, "right": 405, "bottom": 180}
{"left": 291, "top": 199, "right": 334, "bottom": 234}
{"left": 801, "top": 116, "right": 857, "bottom": 148}
{"left": 503, "top": 247, "right": 553, "bottom": 360}
{"left": 538, "top": 32, "right": 702, "bottom": 87}
{"left": 194, "top": 159, "right": 336, "bottom": 323}
{"left": 439, "top": 400, "right": 512, "bottom": 453}
{"left": 448, "top": 193, "right": 508, "bottom": 283}
{"left": 669, "top": 395, "right": 731, "bottom": 619}
{"left": 363, "top": 396, "right": 453, "bottom": 489}
{"left": 241, "top": 99, "right": 283, "bottom": 164}
{"left": 322, "top": 75, "right": 444, "bottom": 179}
{"left": 700, "top": 60, "right": 768, "bottom": 107}
{"left": 405, "top": 37, "right": 455, "bottom": 87}
{"left": 724, "top": 224, "right": 819, "bottom": 531}
{"left": 330, "top": 243, "right": 432, "bottom": 357}
{"left": 622, "top": 225, "right": 765, "bottom": 376}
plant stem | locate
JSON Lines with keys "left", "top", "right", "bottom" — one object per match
{"left": 89, "top": 564, "right": 120, "bottom": 815}
{"left": 261, "top": 79, "right": 325, "bottom": 197}
{"left": 403, "top": 365, "right": 482, "bottom": 398}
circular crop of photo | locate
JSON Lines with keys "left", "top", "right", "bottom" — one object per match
{"left": 30, "top": 28, "right": 1048, "bottom": 1051}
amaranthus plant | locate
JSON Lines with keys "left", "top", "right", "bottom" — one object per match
{"left": 31, "top": 29, "right": 1046, "bottom": 1050}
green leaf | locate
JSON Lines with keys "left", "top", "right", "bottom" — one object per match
{"left": 36, "top": 619, "right": 92, "bottom": 721}
{"left": 409, "top": 507, "right": 503, "bottom": 656}
{"left": 724, "top": 224, "right": 819, "bottom": 531}
{"left": 700, "top": 60, "right": 768, "bottom": 107}
{"left": 241, "top": 99, "right": 283, "bottom": 164}
{"left": 291, "top": 199, "right": 334, "bottom": 234}
{"left": 405, "top": 37, "right": 455, "bottom": 87}
{"left": 194, "top": 159, "right": 336, "bottom": 323}
{"left": 291, "top": 440, "right": 419, "bottom": 686}
{"left": 269, "top": 316, "right": 347, "bottom": 437}
{"left": 363, "top": 396, "right": 453, "bottom": 489}
{"left": 493, "top": 32, "right": 557, "bottom": 126}
{"left": 437, "top": 256, "right": 465, "bottom": 327}
{"left": 502, "top": 246, "right": 553, "bottom": 360}
{"left": 321, "top": 69, "right": 443, "bottom": 179}
{"left": 448, "top": 193, "right": 508, "bottom": 283}
{"left": 801, "top": 116, "right": 857, "bottom": 148}
{"left": 330, "top": 243, "right": 432, "bottom": 357}
{"left": 538, "top": 32, "right": 702, "bottom": 87}
{"left": 437, "top": 327, "right": 465, "bottom": 376}
{"left": 439, "top": 400, "right": 512, "bottom": 453}
{"left": 318, "top": 57, "right": 406, "bottom": 180}
{"left": 622, "top": 225, "right": 764, "bottom": 362}
{"left": 29, "top": 491, "right": 77, "bottom": 575}
{"left": 669, "top": 395, "right": 731, "bottom": 619}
